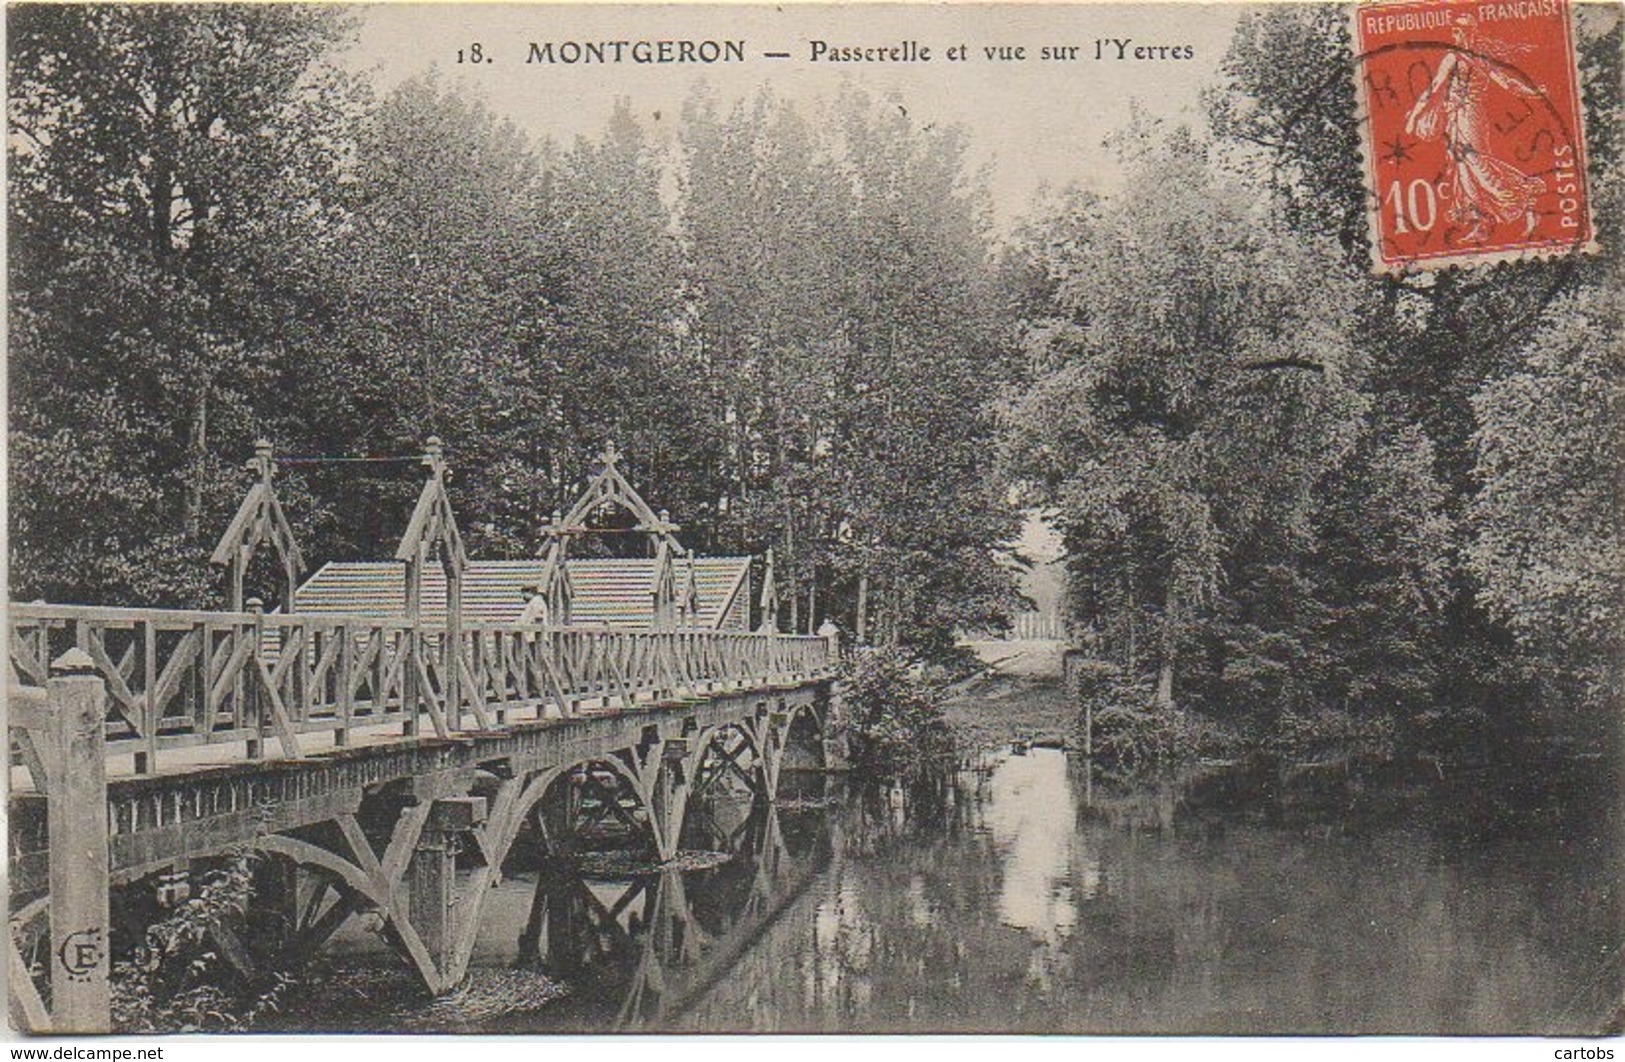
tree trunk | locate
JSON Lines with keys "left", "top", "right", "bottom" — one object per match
{"left": 856, "top": 571, "right": 869, "bottom": 644}
{"left": 1123, "top": 570, "right": 1137, "bottom": 673}
{"left": 887, "top": 580, "right": 905, "bottom": 649}
{"left": 184, "top": 382, "right": 209, "bottom": 543}
{"left": 1156, "top": 585, "right": 1178, "bottom": 712}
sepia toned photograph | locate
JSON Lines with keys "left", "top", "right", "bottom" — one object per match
{"left": 5, "top": 0, "right": 1622, "bottom": 1039}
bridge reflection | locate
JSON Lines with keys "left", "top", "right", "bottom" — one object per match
{"left": 496, "top": 792, "right": 820, "bottom": 1030}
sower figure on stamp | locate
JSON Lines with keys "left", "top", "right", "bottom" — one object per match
{"left": 1405, "top": 13, "right": 1547, "bottom": 243}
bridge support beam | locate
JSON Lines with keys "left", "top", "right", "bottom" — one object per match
{"left": 404, "top": 796, "right": 486, "bottom": 992}
{"left": 650, "top": 739, "right": 696, "bottom": 863}
{"left": 740, "top": 705, "right": 791, "bottom": 804}
{"left": 615, "top": 730, "right": 700, "bottom": 864}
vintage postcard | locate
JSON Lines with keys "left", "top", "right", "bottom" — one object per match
{"left": 6, "top": 0, "right": 1622, "bottom": 1041}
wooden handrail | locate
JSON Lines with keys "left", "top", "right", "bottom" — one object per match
{"left": 7, "top": 601, "right": 834, "bottom": 776}
{"left": 9, "top": 603, "right": 261, "bottom": 625}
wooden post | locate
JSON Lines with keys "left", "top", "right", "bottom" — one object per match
{"left": 406, "top": 826, "right": 452, "bottom": 992}
{"left": 407, "top": 797, "right": 485, "bottom": 991}
{"left": 46, "top": 648, "right": 112, "bottom": 1033}
{"left": 245, "top": 597, "right": 265, "bottom": 760}
{"left": 818, "top": 619, "right": 840, "bottom": 671}
{"left": 757, "top": 548, "right": 780, "bottom": 634}
{"left": 138, "top": 619, "right": 157, "bottom": 776}
{"left": 335, "top": 622, "right": 352, "bottom": 747}
{"left": 403, "top": 542, "right": 422, "bottom": 738}
{"left": 856, "top": 572, "right": 869, "bottom": 644}
{"left": 445, "top": 555, "right": 462, "bottom": 731}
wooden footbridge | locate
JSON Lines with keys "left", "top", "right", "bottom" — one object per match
{"left": 6, "top": 442, "right": 846, "bottom": 1033}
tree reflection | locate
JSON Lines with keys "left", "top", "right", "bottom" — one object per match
{"left": 500, "top": 751, "right": 1617, "bottom": 1034}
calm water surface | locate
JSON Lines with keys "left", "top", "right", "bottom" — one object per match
{"left": 303, "top": 747, "right": 1621, "bottom": 1034}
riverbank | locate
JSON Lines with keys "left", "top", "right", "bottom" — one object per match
{"left": 942, "top": 639, "right": 1076, "bottom": 752}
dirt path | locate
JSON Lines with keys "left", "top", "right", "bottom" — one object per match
{"left": 944, "top": 639, "right": 1077, "bottom": 751}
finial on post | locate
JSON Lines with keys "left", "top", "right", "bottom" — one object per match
{"left": 421, "top": 436, "right": 449, "bottom": 482}
{"left": 543, "top": 509, "right": 569, "bottom": 540}
{"left": 50, "top": 646, "right": 98, "bottom": 678}
{"left": 644, "top": 507, "right": 681, "bottom": 538}
{"left": 247, "top": 438, "right": 275, "bottom": 483}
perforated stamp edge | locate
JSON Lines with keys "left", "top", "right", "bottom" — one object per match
{"left": 1350, "top": 0, "right": 1601, "bottom": 276}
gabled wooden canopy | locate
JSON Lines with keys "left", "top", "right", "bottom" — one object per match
{"left": 396, "top": 436, "right": 467, "bottom": 574}
{"left": 541, "top": 443, "right": 692, "bottom": 626}
{"left": 211, "top": 439, "right": 305, "bottom": 610}
{"left": 552, "top": 442, "right": 683, "bottom": 555}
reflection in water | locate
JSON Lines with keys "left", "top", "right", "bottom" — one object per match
{"left": 982, "top": 750, "right": 1081, "bottom": 942}
{"left": 314, "top": 748, "right": 1620, "bottom": 1035}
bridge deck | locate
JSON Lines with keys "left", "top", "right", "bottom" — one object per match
{"left": 9, "top": 678, "right": 824, "bottom": 899}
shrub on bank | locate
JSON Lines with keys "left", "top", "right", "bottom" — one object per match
{"left": 840, "top": 647, "right": 957, "bottom": 780}
{"left": 1262, "top": 708, "right": 1397, "bottom": 765}
{"left": 1072, "top": 660, "right": 1238, "bottom": 768}
{"left": 112, "top": 850, "right": 294, "bottom": 1032}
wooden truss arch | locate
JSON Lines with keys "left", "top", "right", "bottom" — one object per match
{"left": 539, "top": 443, "right": 699, "bottom": 629}
{"left": 395, "top": 437, "right": 475, "bottom": 736}
{"left": 210, "top": 439, "right": 306, "bottom": 611}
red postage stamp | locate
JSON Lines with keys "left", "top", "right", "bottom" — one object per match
{"left": 1354, "top": 0, "right": 1596, "bottom": 272}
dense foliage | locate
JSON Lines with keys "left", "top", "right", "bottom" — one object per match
{"left": 7, "top": 7, "right": 1021, "bottom": 656}
{"left": 839, "top": 648, "right": 957, "bottom": 779}
{"left": 111, "top": 853, "right": 293, "bottom": 1032}
{"left": 1008, "top": 6, "right": 1622, "bottom": 745}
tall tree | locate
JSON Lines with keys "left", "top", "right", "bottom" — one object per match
{"left": 681, "top": 88, "right": 1022, "bottom": 650}
{"left": 1005, "top": 129, "right": 1377, "bottom": 717}
{"left": 1469, "top": 282, "right": 1624, "bottom": 711}
{"left": 549, "top": 99, "right": 704, "bottom": 543}
{"left": 290, "top": 72, "right": 568, "bottom": 561}
{"left": 1208, "top": 3, "right": 1624, "bottom": 725}
{"left": 8, "top": 4, "right": 360, "bottom": 604}
{"left": 681, "top": 89, "right": 854, "bottom": 616}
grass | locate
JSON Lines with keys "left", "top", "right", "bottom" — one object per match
{"left": 942, "top": 639, "right": 1077, "bottom": 752}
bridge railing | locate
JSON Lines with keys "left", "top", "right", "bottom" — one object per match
{"left": 7, "top": 603, "right": 833, "bottom": 775}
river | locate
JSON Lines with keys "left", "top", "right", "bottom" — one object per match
{"left": 276, "top": 746, "right": 1621, "bottom": 1035}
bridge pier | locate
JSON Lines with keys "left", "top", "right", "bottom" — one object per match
{"left": 819, "top": 684, "right": 850, "bottom": 771}
{"left": 404, "top": 796, "right": 485, "bottom": 992}
{"left": 406, "top": 830, "right": 453, "bottom": 989}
